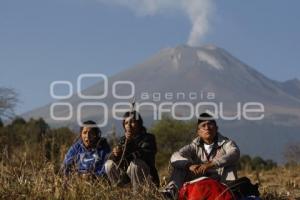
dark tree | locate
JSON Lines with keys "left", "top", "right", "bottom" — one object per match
{"left": 284, "top": 142, "right": 300, "bottom": 165}
{"left": 0, "top": 87, "right": 18, "bottom": 119}
{"left": 0, "top": 117, "right": 3, "bottom": 127}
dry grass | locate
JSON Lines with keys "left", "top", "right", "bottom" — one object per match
{"left": 0, "top": 151, "right": 164, "bottom": 200}
{"left": 0, "top": 151, "right": 299, "bottom": 200}
{"left": 239, "top": 167, "right": 300, "bottom": 200}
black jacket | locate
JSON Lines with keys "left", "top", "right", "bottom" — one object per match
{"left": 112, "top": 130, "right": 160, "bottom": 186}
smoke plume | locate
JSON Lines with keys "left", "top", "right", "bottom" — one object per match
{"left": 96, "top": 0, "right": 215, "bottom": 46}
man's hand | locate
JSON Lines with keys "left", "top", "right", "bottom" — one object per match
{"left": 125, "top": 131, "right": 134, "bottom": 140}
{"left": 195, "top": 162, "right": 214, "bottom": 174}
{"left": 189, "top": 164, "right": 200, "bottom": 174}
{"left": 189, "top": 162, "right": 215, "bottom": 175}
{"left": 112, "top": 146, "right": 123, "bottom": 157}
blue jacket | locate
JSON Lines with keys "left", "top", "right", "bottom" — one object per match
{"left": 63, "top": 138, "right": 111, "bottom": 176}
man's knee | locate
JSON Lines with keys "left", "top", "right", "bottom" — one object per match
{"left": 105, "top": 160, "right": 116, "bottom": 173}
{"left": 127, "top": 159, "right": 149, "bottom": 174}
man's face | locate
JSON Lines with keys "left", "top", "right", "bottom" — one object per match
{"left": 81, "top": 127, "right": 97, "bottom": 148}
{"left": 124, "top": 116, "right": 140, "bottom": 136}
{"left": 197, "top": 121, "right": 217, "bottom": 144}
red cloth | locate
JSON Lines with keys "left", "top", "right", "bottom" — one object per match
{"left": 178, "top": 177, "right": 235, "bottom": 200}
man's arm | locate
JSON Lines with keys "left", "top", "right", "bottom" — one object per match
{"left": 125, "top": 134, "right": 157, "bottom": 162}
{"left": 63, "top": 144, "right": 78, "bottom": 175}
{"left": 170, "top": 143, "right": 196, "bottom": 169}
{"left": 212, "top": 140, "right": 240, "bottom": 168}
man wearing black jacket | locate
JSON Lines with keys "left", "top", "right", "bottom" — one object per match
{"left": 104, "top": 111, "right": 159, "bottom": 191}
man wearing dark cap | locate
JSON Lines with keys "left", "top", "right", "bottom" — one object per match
{"left": 104, "top": 111, "right": 159, "bottom": 192}
{"left": 161, "top": 113, "right": 240, "bottom": 199}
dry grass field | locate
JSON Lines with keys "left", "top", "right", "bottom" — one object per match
{"left": 239, "top": 166, "right": 300, "bottom": 200}
{"left": 0, "top": 150, "right": 299, "bottom": 200}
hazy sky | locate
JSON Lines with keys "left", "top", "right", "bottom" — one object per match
{"left": 1, "top": 0, "right": 299, "bottom": 114}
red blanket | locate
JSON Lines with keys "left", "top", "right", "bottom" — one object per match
{"left": 178, "top": 177, "right": 235, "bottom": 200}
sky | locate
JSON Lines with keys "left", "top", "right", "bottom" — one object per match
{"left": 0, "top": 0, "right": 300, "bottom": 114}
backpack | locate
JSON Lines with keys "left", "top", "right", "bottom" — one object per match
{"left": 225, "top": 177, "right": 260, "bottom": 199}
{"left": 178, "top": 177, "right": 235, "bottom": 200}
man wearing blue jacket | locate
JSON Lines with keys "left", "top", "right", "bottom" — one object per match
{"left": 63, "top": 120, "right": 111, "bottom": 177}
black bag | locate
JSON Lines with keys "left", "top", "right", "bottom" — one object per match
{"left": 225, "top": 177, "right": 260, "bottom": 198}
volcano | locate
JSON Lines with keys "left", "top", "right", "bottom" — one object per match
{"left": 23, "top": 44, "right": 300, "bottom": 162}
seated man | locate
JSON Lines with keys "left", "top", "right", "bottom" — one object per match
{"left": 63, "top": 120, "right": 111, "bottom": 178}
{"left": 162, "top": 113, "right": 240, "bottom": 199}
{"left": 105, "top": 111, "right": 159, "bottom": 192}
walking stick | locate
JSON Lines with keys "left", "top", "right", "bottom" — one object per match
{"left": 116, "top": 97, "right": 136, "bottom": 170}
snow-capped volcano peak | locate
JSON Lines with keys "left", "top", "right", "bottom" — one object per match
{"left": 162, "top": 44, "right": 251, "bottom": 72}
{"left": 165, "top": 44, "right": 226, "bottom": 71}
{"left": 196, "top": 50, "right": 224, "bottom": 70}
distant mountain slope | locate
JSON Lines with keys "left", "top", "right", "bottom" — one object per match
{"left": 22, "top": 44, "right": 300, "bottom": 163}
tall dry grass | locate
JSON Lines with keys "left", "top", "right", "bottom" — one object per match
{"left": 0, "top": 147, "right": 299, "bottom": 200}
{"left": 239, "top": 167, "right": 300, "bottom": 200}
{"left": 0, "top": 147, "right": 163, "bottom": 200}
